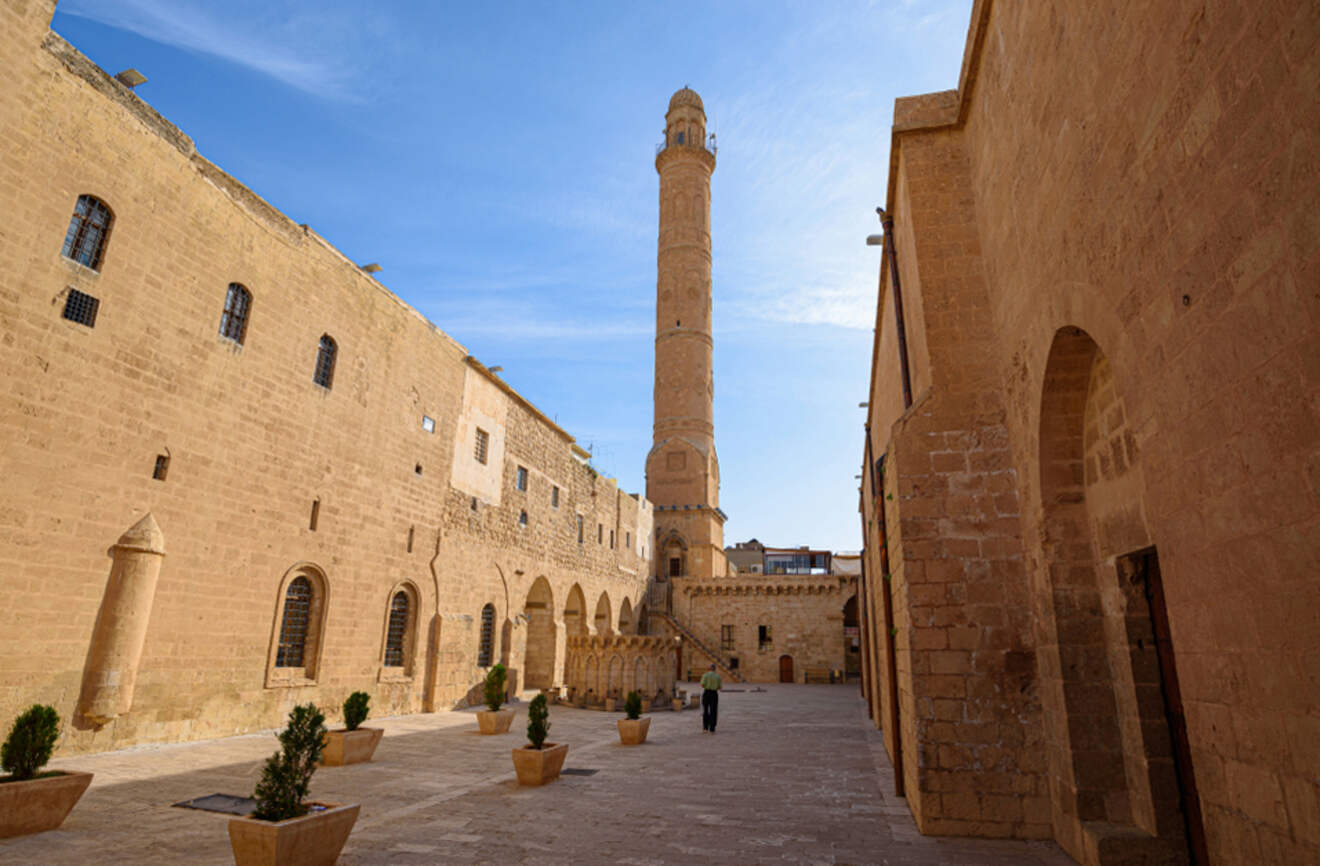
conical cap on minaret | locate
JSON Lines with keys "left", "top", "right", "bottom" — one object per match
{"left": 114, "top": 512, "right": 166, "bottom": 555}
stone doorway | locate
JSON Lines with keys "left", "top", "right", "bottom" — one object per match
{"left": 522, "top": 577, "right": 556, "bottom": 691}
{"left": 1034, "top": 326, "right": 1199, "bottom": 863}
{"left": 779, "top": 654, "right": 794, "bottom": 683}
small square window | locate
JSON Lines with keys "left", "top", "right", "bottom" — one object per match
{"left": 516, "top": 466, "right": 528, "bottom": 491}
{"left": 551, "top": 486, "right": 560, "bottom": 509}
{"left": 62, "top": 288, "right": 99, "bottom": 327}
{"left": 422, "top": 415, "right": 435, "bottom": 434}
{"left": 474, "top": 428, "right": 489, "bottom": 464}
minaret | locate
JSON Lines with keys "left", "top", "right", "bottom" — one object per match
{"left": 646, "top": 87, "right": 726, "bottom": 581}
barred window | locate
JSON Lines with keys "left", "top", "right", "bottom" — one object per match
{"left": 61, "top": 195, "right": 113, "bottom": 271}
{"left": 219, "top": 283, "right": 252, "bottom": 344}
{"left": 275, "top": 577, "right": 312, "bottom": 667}
{"left": 474, "top": 428, "right": 489, "bottom": 464}
{"left": 383, "top": 591, "right": 410, "bottom": 667}
{"left": 516, "top": 466, "right": 528, "bottom": 491}
{"left": 313, "top": 334, "right": 336, "bottom": 389}
{"left": 478, "top": 603, "right": 495, "bottom": 667}
{"left": 576, "top": 515, "right": 584, "bottom": 544}
{"left": 721, "top": 625, "right": 735, "bottom": 651}
{"left": 551, "top": 486, "right": 560, "bottom": 508}
{"left": 62, "top": 288, "right": 100, "bottom": 327}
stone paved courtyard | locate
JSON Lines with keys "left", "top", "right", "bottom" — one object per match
{"left": 3, "top": 685, "right": 1073, "bottom": 865}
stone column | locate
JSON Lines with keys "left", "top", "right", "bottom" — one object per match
{"left": 77, "top": 513, "right": 166, "bottom": 726}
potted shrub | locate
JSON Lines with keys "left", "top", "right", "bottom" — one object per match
{"left": 511, "top": 694, "right": 567, "bottom": 786}
{"left": 228, "top": 704, "right": 359, "bottom": 866}
{"left": 0, "top": 705, "right": 92, "bottom": 838}
{"left": 476, "top": 664, "right": 514, "bottom": 734}
{"left": 320, "top": 691, "right": 382, "bottom": 767}
{"left": 616, "top": 691, "right": 650, "bottom": 746}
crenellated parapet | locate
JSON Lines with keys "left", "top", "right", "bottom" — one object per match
{"left": 673, "top": 575, "right": 857, "bottom": 598}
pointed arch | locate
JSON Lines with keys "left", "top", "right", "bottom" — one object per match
{"left": 523, "top": 577, "right": 557, "bottom": 690}
{"left": 593, "top": 590, "right": 613, "bottom": 636}
{"left": 564, "top": 583, "right": 587, "bottom": 637}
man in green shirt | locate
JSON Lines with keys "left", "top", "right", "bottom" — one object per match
{"left": 700, "top": 664, "right": 722, "bottom": 733}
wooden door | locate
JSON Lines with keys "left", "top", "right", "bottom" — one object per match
{"left": 1140, "top": 549, "right": 1208, "bottom": 864}
{"left": 779, "top": 654, "right": 794, "bottom": 683}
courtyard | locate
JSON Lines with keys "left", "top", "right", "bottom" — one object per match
{"left": 4, "top": 685, "right": 1070, "bottom": 865}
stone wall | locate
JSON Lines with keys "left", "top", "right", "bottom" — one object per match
{"left": 0, "top": 2, "right": 649, "bottom": 755}
{"left": 860, "top": 0, "right": 1320, "bottom": 862}
{"left": 670, "top": 575, "right": 856, "bottom": 683}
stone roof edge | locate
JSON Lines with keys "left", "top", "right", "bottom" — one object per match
{"left": 464, "top": 356, "right": 577, "bottom": 446}
{"left": 867, "top": 0, "right": 991, "bottom": 451}
{"left": 41, "top": 31, "right": 469, "bottom": 362}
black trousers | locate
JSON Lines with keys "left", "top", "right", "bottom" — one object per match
{"left": 702, "top": 689, "right": 719, "bottom": 731}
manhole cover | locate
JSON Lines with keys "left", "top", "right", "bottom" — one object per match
{"left": 560, "top": 768, "right": 598, "bottom": 776}
{"left": 172, "top": 793, "right": 258, "bottom": 815}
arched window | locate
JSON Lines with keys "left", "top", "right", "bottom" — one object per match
{"left": 61, "top": 195, "right": 113, "bottom": 271}
{"left": 266, "top": 565, "right": 328, "bottom": 687}
{"left": 313, "top": 334, "right": 336, "bottom": 389}
{"left": 276, "top": 576, "right": 313, "bottom": 667}
{"left": 219, "top": 283, "right": 252, "bottom": 344}
{"left": 384, "top": 591, "right": 410, "bottom": 667}
{"left": 478, "top": 603, "right": 495, "bottom": 667}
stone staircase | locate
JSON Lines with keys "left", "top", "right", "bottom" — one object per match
{"left": 657, "top": 612, "right": 744, "bottom": 683}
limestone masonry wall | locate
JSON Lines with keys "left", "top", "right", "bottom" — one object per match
{"left": 861, "top": 1, "right": 1319, "bottom": 863}
{"left": 0, "top": 1, "right": 648, "bottom": 755}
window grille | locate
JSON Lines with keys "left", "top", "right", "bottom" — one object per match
{"left": 61, "top": 195, "right": 112, "bottom": 271}
{"left": 218, "top": 283, "right": 251, "bottom": 344}
{"left": 551, "top": 486, "right": 559, "bottom": 508}
{"left": 669, "top": 557, "right": 682, "bottom": 578}
{"left": 721, "top": 625, "right": 734, "bottom": 651}
{"left": 384, "top": 591, "right": 409, "bottom": 667}
{"left": 152, "top": 454, "right": 169, "bottom": 481}
{"left": 758, "top": 624, "right": 772, "bottom": 649}
{"left": 474, "top": 428, "right": 489, "bottom": 464}
{"left": 62, "top": 288, "right": 99, "bottom": 327}
{"left": 478, "top": 603, "right": 495, "bottom": 667}
{"left": 516, "top": 466, "right": 528, "bottom": 491}
{"left": 313, "top": 335, "right": 336, "bottom": 389}
{"left": 276, "top": 577, "right": 313, "bottom": 667}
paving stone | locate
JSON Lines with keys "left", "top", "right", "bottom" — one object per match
{"left": 0, "top": 685, "right": 1076, "bottom": 864}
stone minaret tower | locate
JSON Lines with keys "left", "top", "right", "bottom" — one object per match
{"left": 646, "top": 87, "right": 726, "bottom": 581}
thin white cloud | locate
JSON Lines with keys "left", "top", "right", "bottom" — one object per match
{"left": 58, "top": 0, "right": 369, "bottom": 100}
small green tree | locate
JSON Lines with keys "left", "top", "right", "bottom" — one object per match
{"left": 252, "top": 704, "right": 326, "bottom": 822}
{"left": 1, "top": 705, "right": 60, "bottom": 781}
{"left": 483, "top": 663, "right": 507, "bottom": 713}
{"left": 343, "top": 691, "right": 370, "bottom": 731}
{"left": 526, "top": 693, "right": 550, "bottom": 749}
{"left": 624, "top": 691, "right": 642, "bottom": 721}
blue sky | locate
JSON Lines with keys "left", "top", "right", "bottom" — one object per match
{"left": 53, "top": 0, "right": 971, "bottom": 552}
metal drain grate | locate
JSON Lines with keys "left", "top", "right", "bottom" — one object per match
{"left": 172, "top": 793, "right": 258, "bottom": 815}
{"left": 560, "top": 768, "right": 598, "bottom": 776}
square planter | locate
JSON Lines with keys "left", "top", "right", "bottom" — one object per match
{"left": 477, "top": 709, "right": 514, "bottom": 734}
{"left": 320, "top": 727, "right": 383, "bottom": 766}
{"left": 228, "top": 802, "right": 359, "bottom": 866}
{"left": 671, "top": 698, "right": 684, "bottom": 712}
{"left": 511, "top": 742, "right": 568, "bottom": 786}
{"left": 604, "top": 697, "right": 617, "bottom": 713}
{"left": 0, "top": 771, "right": 93, "bottom": 838}
{"left": 616, "top": 717, "right": 651, "bottom": 746}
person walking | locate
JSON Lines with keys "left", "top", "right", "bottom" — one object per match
{"left": 700, "top": 663, "right": 722, "bottom": 734}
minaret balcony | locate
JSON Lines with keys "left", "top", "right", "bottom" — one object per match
{"left": 655, "top": 137, "right": 717, "bottom": 157}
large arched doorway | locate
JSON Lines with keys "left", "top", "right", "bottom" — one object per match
{"left": 779, "top": 654, "right": 794, "bottom": 683}
{"left": 563, "top": 583, "right": 587, "bottom": 637}
{"left": 593, "top": 591, "right": 613, "bottom": 636}
{"left": 618, "top": 598, "right": 633, "bottom": 634}
{"left": 1035, "top": 326, "right": 1204, "bottom": 861}
{"left": 842, "top": 594, "right": 860, "bottom": 679}
{"left": 522, "top": 577, "right": 556, "bottom": 691}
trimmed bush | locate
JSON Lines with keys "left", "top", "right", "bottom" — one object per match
{"left": 483, "top": 664, "right": 507, "bottom": 713}
{"left": 252, "top": 704, "right": 326, "bottom": 822}
{"left": 343, "top": 691, "right": 370, "bottom": 732}
{"left": 1, "top": 704, "right": 60, "bottom": 781}
{"left": 526, "top": 694, "right": 550, "bottom": 749}
{"left": 624, "top": 691, "right": 642, "bottom": 721}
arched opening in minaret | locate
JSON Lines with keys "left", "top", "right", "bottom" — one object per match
{"left": 660, "top": 531, "right": 688, "bottom": 580}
